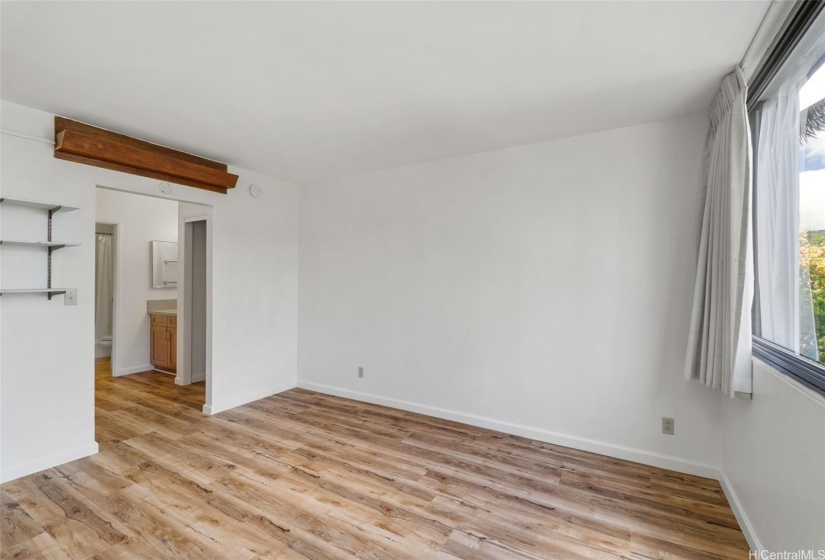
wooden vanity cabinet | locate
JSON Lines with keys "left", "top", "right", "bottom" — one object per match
{"left": 150, "top": 313, "right": 177, "bottom": 373}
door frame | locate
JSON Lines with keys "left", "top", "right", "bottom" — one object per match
{"left": 94, "top": 185, "right": 213, "bottom": 414}
{"left": 177, "top": 214, "right": 211, "bottom": 401}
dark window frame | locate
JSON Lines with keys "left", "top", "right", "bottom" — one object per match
{"left": 747, "top": 1, "right": 825, "bottom": 111}
{"left": 750, "top": 0, "right": 825, "bottom": 399}
{"left": 752, "top": 337, "right": 825, "bottom": 395}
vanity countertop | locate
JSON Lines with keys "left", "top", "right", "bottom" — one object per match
{"left": 149, "top": 309, "right": 177, "bottom": 317}
{"left": 147, "top": 299, "right": 177, "bottom": 317}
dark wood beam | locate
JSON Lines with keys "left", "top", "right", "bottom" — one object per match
{"left": 54, "top": 117, "right": 238, "bottom": 194}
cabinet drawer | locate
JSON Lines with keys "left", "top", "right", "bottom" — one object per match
{"left": 151, "top": 314, "right": 168, "bottom": 326}
{"left": 168, "top": 316, "right": 177, "bottom": 328}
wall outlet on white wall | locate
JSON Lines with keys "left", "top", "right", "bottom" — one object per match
{"left": 358, "top": 366, "right": 364, "bottom": 379}
{"left": 662, "top": 417, "right": 675, "bottom": 435}
{"left": 65, "top": 289, "right": 77, "bottom": 306}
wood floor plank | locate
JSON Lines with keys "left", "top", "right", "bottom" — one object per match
{"left": 429, "top": 494, "right": 632, "bottom": 559}
{"left": 212, "top": 471, "right": 431, "bottom": 560}
{"left": 1, "top": 532, "right": 70, "bottom": 560}
{"left": 0, "top": 364, "right": 749, "bottom": 559}
{"left": 0, "top": 496, "right": 45, "bottom": 550}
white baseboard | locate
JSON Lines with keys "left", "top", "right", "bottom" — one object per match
{"left": 203, "top": 382, "right": 296, "bottom": 416}
{"left": 0, "top": 442, "right": 99, "bottom": 484}
{"left": 298, "top": 381, "right": 720, "bottom": 479}
{"left": 114, "top": 363, "right": 154, "bottom": 376}
{"left": 175, "top": 373, "right": 206, "bottom": 386}
{"left": 719, "top": 469, "right": 761, "bottom": 551}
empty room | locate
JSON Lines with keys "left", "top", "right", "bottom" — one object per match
{"left": 1, "top": 1, "right": 824, "bottom": 558}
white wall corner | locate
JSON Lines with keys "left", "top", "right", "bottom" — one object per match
{"left": 114, "top": 364, "right": 156, "bottom": 377}
{"left": 719, "top": 469, "right": 763, "bottom": 552}
{"left": 0, "top": 442, "right": 99, "bottom": 484}
{"left": 202, "top": 382, "right": 297, "bottom": 416}
{"left": 298, "top": 381, "right": 721, "bottom": 479}
{"left": 176, "top": 373, "right": 205, "bottom": 385}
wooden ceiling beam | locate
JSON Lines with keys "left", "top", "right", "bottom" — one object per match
{"left": 53, "top": 117, "right": 238, "bottom": 194}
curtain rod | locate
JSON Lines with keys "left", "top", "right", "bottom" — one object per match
{"left": 747, "top": 0, "right": 825, "bottom": 111}
{"left": 740, "top": 1, "right": 792, "bottom": 80}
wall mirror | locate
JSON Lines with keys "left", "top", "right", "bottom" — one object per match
{"left": 151, "top": 241, "right": 178, "bottom": 288}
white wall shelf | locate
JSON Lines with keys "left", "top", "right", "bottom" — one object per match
{"left": 0, "top": 288, "right": 69, "bottom": 296}
{"left": 0, "top": 240, "right": 80, "bottom": 249}
{"left": 0, "top": 197, "right": 78, "bottom": 213}
{"left": 0, "top": 198, "right": 79, "bottom": 300}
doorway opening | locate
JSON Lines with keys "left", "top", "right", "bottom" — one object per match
{"left": 94, "top": 222, "right": 116, "bottom": 364}
{"left": 93, "top": 186, "right": 211, "bottom": 413}
{"left": 181, "top": 217, "right": 208, "bottom": 387}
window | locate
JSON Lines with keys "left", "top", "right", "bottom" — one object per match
{"left": 751, "top": 4, "right": 825, "bottom": 396}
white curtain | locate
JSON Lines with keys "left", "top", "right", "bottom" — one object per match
{"left": 753, "top": 83, "right": 816, "bottom": 358}
{"left": 95, "top": 233, "right": 114, "bottom": 338}
{"left": 684, "top": 67, "right": 754, "bottom": 398}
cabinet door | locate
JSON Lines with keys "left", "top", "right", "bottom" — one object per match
{"left": 151, "top": 324, "right": 169, "bottom": 366}
{"left": 168, "top": 327, "right": 177, "bottom": 371}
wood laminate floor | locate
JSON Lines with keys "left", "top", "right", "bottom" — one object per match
{"left": 0, "top": 363, "right": 749, "bottom": 559}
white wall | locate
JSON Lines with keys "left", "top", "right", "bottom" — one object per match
{"left": 721, "top": 359, "right": 825, "bottom": 551}
{"left": 298, "top": 114, "right": 723, "bottom": 476}
{"left": 0, "top": 100, "right": 300, "bottom": 482}
{"left": 95, "top": 188, "right": 178, "bottom": 375}
{"left": 1, "top": 112, "right": 98, "bottom": 483}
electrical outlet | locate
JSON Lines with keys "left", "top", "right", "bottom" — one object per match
{"left": 65, "top": 289, "right": 77, "bottom": 306}
{"left": 358, "top": 367, "right": 364, "bottom": 379}
{"left": 662, "top": 417, "right": 675, "bottom": 435}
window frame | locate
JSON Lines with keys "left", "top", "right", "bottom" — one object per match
{"left": 752, "top": 336, "right": 825, "bottom": 395}
{"left": 749, "top": 0, "right": 825, "bottom": 399}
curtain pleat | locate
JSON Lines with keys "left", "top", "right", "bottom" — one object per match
{"left": 684, "top": 67, "right": 754, "bottom": 397}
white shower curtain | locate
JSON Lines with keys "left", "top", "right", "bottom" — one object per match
{"left": 95, "top": 233, "right": 114, "bottom": 338}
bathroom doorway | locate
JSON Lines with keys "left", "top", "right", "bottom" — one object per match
{"left": 96, "top": 188, "right": 180, "bottom": 379}
{"left": 93, "top": 187, "right": 211, "bottom": 413}
{"left": 94, "top": 223, "right": 116, "bottom": 363}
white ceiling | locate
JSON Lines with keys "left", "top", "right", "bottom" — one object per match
{"left": 1, "top": 1, "right": 770, "bottom": 185}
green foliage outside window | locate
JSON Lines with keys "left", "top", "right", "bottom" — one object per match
{"left": 800, "top": 230, "right": 825, "bottom": 361}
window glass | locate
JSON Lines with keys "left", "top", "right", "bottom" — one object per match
{"left": 752, "top": 50, "right": 825, "bottom": 365}
{"left": 799, "top": 65, "right": 825, "bottom": 363}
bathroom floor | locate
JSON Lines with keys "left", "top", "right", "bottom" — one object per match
{"left": 94, "top": 360, "right": 203, "bottom": 417}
